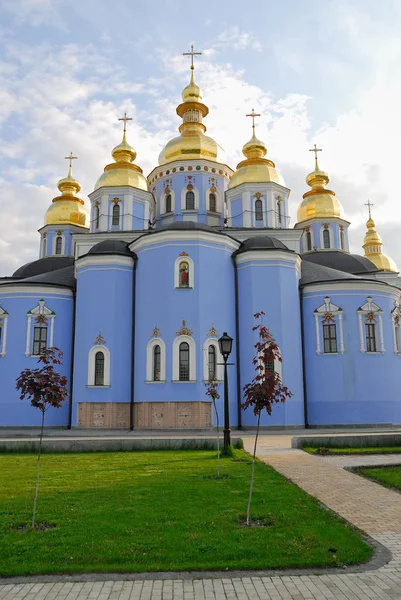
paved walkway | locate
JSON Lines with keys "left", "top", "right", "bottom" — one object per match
{"left": 2, "top": 437, "right": 401, "bottom": 599}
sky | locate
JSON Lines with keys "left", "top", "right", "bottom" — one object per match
{"left": 1, "top": 0, "right": 401, "bottom": 275}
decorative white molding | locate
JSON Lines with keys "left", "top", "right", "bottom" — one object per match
{"left": 52, "top": 233, "right": 66, "bottom": 256}
{"left": 174, "top": 254, "right": 194, "bottom": 289}
{"left": 357, "top": 296, "right": 384, "bottom": 354}
{"left": 26, "top": 299, "right": 55, "bottom": 357}
{"left": 0, "top": 306, "right": 9, "bottom": 357}
{"left": 314, "top": 296, "right": 344, "bottom": 355}
{"left": 161, "top": 190, "right": 175, "bottom": 215}
{"left": 314, "top": 313, "right": 321, "bottom": 355}
{"left": 0, "top": 286, "right": 73, "bottom": 296}
{"left": 202, "top": 338, "right": 223, "bottom": 381}
{"left": 172, "top": 335, "right": 196, "bottom": 381}
{"left": 146, "top": 337, "right": 166, "bottom": 382}
{"left": 303, "top": 282, "right": 396, "bottom": 295}
{"left": 320, "top": 225, "right": 334, "bottom": 249}
{"left": 391, "top": 302, "right": 401, "bottom": 354}
{"left": 88, "top": 344, "right": 111, "bottom": 386}
{"left": 147, "top": 159, "right": 234, "bottom": 183}
{"left": 181, "top": 186, "right": 199, "bottom": 211}
{"left": 206, "top": 187, "right": 221, "bottom": 213}
{"left": 235, "top": 251, "right": 301, "bottom": 270}
{"left": 130, "top": 230, "right": 240, "bottom": 253}
{"left": 75, "top": 254, "right": 134, "bottom": 273}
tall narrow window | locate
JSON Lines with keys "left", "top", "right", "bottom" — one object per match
{"left": 365, "top": 323, "right": 377, "bottom": 352}
{"left": 94, "top": 204, "right": 100, "bottom": 229}
{"left": 340, "top": 229, "right": 345, "bottom": 250}
{"left": 165, "top": 194, "right": 172, "bottom": 213}
{"left": 179, "top": 342, "right": 190, "bottom": 381}
{"left": 112, "top": 203, "right": 120, "bottom": 226}
{"left": 208, "top": 345, "right": 216, "bottom": 379}
{"left": 55, "top": 236, "right": 62, "bottom": 255}
{"left": 209, "top": 193, "right": 216, "bottom": 212}
{"left": 94, "top": 351, "right": 105, "bottom": 385}
{"left": 255, "top": 199, "right": 263, "bottom": 221}
{"left": 323, "top": 229, "right": 330, "bottom": 248}
{"left": 185, "top": 191, "right": 195, "bottom": 210}
{"left": 265, "top": 358, "right": 275, "bottom": 374}
{"left": 277, "top": 199, "right": 282, "bottom": 224}
{"left": 323, "top": 324, "right": 337, "bottom": 353}
{"left": 153, "top": 345, "right": 161, "bottom": 381}
{"left": 33, "top": 326, "right": 47, "bottom": 355}
{"left": 306, "top": 231, "right": 312, "bottom": 251}
{"left": 42, "top": 238, "right": 47, "bottom": 257}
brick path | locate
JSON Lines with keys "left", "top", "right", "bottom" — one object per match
{"left": 2, "top": 439, "right": 401, "bottom": 599}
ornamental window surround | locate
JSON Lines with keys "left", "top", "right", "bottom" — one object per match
{"left": 314, "top": 297, "right": 344, "bottom": 355}
{"left": 172, "top": 335, "right": 196, "bottom": 382}
{"left": 55, "top": 236, "right": 63, "bottom": 255}
{"left": 391, "top": 302, "right": 401, "bottom": 355}
{"left": 0, "top": 305, "right": 9, "bottom": 357}
{"left": 185, "top": 190, "right": 195, "bottom": 210}
{"left": 322, "top": 227, "right": 331, "bottom": 249}
{"left": 202, "top": 338, "right": 223, "bottom": 381}
{"left": 87, "top": 344, "right": 111, "bottom": 387}
{"left": 174, "top": 254, "right": 194, "bottom": 289}
{"left": 25, "top": 300, "right": 55, "bottom": 357}
{"left": 255, "top": 198, "right": 263, "bottom": 221}
{"left": 94, "top": 204, "right": 100, "bottom": 229}
{"left": 276, "top": 196, "right": 282, "bottom": 225}
{"left": 357, "top": 296, "right": 385, "bottom": 354}
{"left": 305, "top": 230, "right": 312, "bottom": 251}
{"left": 112, "top": 203, "right": 120, "bottom": 227}
{"left": 181, "top": 186, "right": 199, "bottom": 211}
{"left": 52, "top": 232, "right": 65, "bottom": 255}
{"left": 146, "top": 337, "right": 166, "bottom": 382}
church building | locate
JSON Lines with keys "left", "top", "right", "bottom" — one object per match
{"left": 1, "top": 48, "right": 400, "bottom": 429}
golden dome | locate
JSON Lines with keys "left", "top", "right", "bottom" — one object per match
{"left": 228, "top": 130, "right": 283, "bottom": 189}
{"left": 363, "top": 213, "right": 398, "bottom": 272}
{"left": 158, "top": 67, "right": 225, "bottom": 165}
{"left": 45, "top": 158, "right": 88, "bottom": 228}
{"left": 297, "top": 153, "right": 343, "bottom": 222}
{"left": 94, "top": 123, "right": 148, "bottom": 192}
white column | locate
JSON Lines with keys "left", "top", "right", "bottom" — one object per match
{"left": 314, "top": 314, "right": 321, "bottom": 354}
{"left": 392, "top": 319, "right": 397, "bottom": 354}
{"left": 358, "top": 313, "right": 365, "bottom": 353}
{"left": 50, "top": 317, "right": 55, "bottom": 348}
{"left": 1, "top": 316, "right": 7, "bottom": 356}
{"left": 379, "top": 314, "right": 385, "bottom": 353}
{"left": 243, "top": 192, "right": 251, "bottom": 227}
{"left": 25, "top": 316, "right": 32, "bottom": 356}
{"left": 123, "top": 194, "right": 132, "bottom": 231}
{"left": 338, "top": 313, "right": 344, "bottom": 354}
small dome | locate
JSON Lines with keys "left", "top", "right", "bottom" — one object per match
{"left": 182, "top": 70, "right": 202, "bottom": 103}
{"left": 362, "top": 213, "right": 398, "bottom": 272}
{"left": 88, "top": 240, "right": 133, "bottom": 256}
{"left": 236, "top": 235, "right": 291, "bottom": 255}
{"left": 13, "top": 256, "right": 74, "bottom": 278}
{"left": 302, "top": 250, "right": 378, "bottom": 274}
{"left": 228, "top": 131, "right": 283, "bottom": 190}
{"left": 297, "top": 156, "right": 343, "bottom": 222}
{"left": 45, "top": 159, "right": 88, "bottom": 228}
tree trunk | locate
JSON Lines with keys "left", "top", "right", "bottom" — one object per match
{"left": 32, "top": 410, "right": 45, "bottom": 529}
{"left": 213, "top": 399, "right": 220, "bottom": 478}
{"left": 246, "top": 411, "right": 261, "bottom": 526}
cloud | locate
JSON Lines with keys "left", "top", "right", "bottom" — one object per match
{"left": 2, "top": 0, "right": 66, "bottom": 29}
{"left": 213, "top": 26, "right": 262, "bottom": 52}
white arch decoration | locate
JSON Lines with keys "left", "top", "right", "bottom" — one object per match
{"left": 203, "top": 338, "right": 223, "bottom": 381}
{"left": 0, "top": 305, "right": 9, "bottom": 357}
{"left": 174, "top": 254, "right": 195, "bottom": 289}
{"left": 25, "top": 300, "right": 55, "bottom": 357}
{"left": 206, "top": 188, "right": 221, "bottom": 213}
{"left": 314, "top": 296, "right": 344, "bottom": 355}
{"left": 146, "top": 337, "right": 166, "bottom": 382}
{"left": 172, "top": 335, "right": 196, "bottom": 381}
{"left": 161, "top": 190, "right": 175, "bottom": 215}
{"left": 181, "top": 187, "right": 199, "bottom": 211}
{"left": 320, "top": 225, "right": 334, "bottom": 249}
{"left": 88, "top": 344, "right": 111, "bottom": 386}
{"left": 52, "top": 233, "right": 65, "bottom": 256}
{"left": 357, "top": 296, "right": 384, "bottom": 354}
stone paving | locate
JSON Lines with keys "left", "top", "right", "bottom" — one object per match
{"left": 2, "top": 436, "right": 401, "bottom": 599}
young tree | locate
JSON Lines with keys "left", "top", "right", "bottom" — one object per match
{"left": 16, "top": 348, "right": 68, "bottom": 529}
{"left": 242, "top": 312, "right": 293, "bottom": 526}
{"left": 205, "top": 377, "right": 221, "bottom": 477}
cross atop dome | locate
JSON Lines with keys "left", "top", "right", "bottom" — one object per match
{"left": 65, "top": 152, "right": 78, "bottom": 177}
{"left": 118, "top": 112, "right": 132, "bottom": 136}
{"left": 365, "top": 199, "right": 374, "bottom": 219}
{"left": 309, "top": 143, "right": 322, "bottom": 170}
{"left": 182, "top": 44, "right": 203, "bottom": 70}
{"left": 246, "top": 108, "right": 261, "bottom": 134}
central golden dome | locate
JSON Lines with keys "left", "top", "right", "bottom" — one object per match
{"left": 45, "top": 158, "right": 88, "bottom": 227}
{"left": 158, "top": 68, "right": 225, "bottom": 165}
{"left": 297, "top": 152, "right": 343, "bottom": 222}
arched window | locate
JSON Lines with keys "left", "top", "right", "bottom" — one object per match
{"left": 209, "top": 193, "right": 217, "bottom": 212}
{"left": 323, "top": 229, "right": 330, "bottom": 248}
{"left": 179, "top": 261, "right": 190, "bottom": 288}
{"left": 55, "top": 236, "right": 62, "bottom": 255}
{"left": 208, "top": 345, "right": 216, "bottom": 379}
{"left": 112, "top": 203, "right": 120, "bottom": 226}
{"left": 340, "top": 229, "right": 345, "bottom": 250}
{"left": 277, "top": 199, "right": 282, "bottom": 224}
{"left": 94, "top": 351, "right": 105, "bottom": 386}
{"left": 255, "top": 199, "right": 263, "bottom": 221}
{"left": 94, "top": 204, "right": 100, "bottom": 229}
{"left": 306, "top": 231, "right": 312, "bottom": 251}
{"left": 153, "top": 345, "right": 161, "bottom": 381}
{"left": 165, "top": 194, "right": 172, "bottom": 213}
{"left": 179, "top": 342, "right": 190, "bottom": 381}
{"left": 185, "top": 191, "right": 195, "bottom": 210}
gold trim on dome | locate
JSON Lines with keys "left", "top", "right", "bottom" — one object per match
{"left": 104, "top": 162, "right": 143, "bottom": 174}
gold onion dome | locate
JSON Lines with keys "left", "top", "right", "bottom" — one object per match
{"left": 158, "top": 49, "right": 225, "bottom": 165}
{"left": 228, "top": 123, "right": 283, "bottom": 189}
{"left": 45, "top": 154, "right": 88, "bottom": 227}
{"left": 94, "top": 114, "right": 148, "bottom": 192}
{"left": 297, "top": 146, "right": 343, "bottom": 222}
{"left": 363, "top": 210, "right": 398, "bottom": 272}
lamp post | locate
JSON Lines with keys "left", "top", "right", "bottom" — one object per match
{"left": 218, "top": 331, "right": 233, "bottom": 453}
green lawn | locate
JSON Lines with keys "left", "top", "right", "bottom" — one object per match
{"left": 0, "top": 450, "right": 372, "bottom": 576}
{"left": 357, "top": 466, "right": 401, "bottom": 492}
{"left": 303, "top": 446, "right": 401, "bottom": 455}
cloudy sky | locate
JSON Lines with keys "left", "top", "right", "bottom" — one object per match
{"left": 1, "top": 0, "right": 401, "bottom": 275}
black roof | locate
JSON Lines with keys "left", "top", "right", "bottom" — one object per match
{"left": 14, "top": 266, "right": 76, "bottom": 290}
{"left": 300, "top": 260, "right": 365, "bottom": 286}
{"left": 88, "top": 240, "right": 133, "bottom": 256}
{"left": 302, "top": 250, "right": 378, "bottom": 274}
{"left": 236, "top": 235, "right": 291, "bottom": 255}
{"left": 13, "top": 256, "right": 74, "bottom": 278}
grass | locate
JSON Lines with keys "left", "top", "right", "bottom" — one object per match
{"left": 303, "top": 446, "right": 401, "bottom": 455}
{"left": 356, "top": 466, "right": 401, "bottom": 492}
{"left": 0, "top": 449, "right": 372, "bottom": 576}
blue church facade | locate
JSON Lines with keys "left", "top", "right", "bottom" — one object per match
{"left": 1, "top": 63, "right": 401, "bottom": 429}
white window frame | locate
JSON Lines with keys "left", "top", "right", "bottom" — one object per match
{"left": 111, "top": 202, "right": 121, "bottom": 231}
{"left": 254, "top": 197, "right": 265, "bottom": 225}
{"left": 146, "top": 337, "right": 166, "bottom": 382}
{"left": 391, "top": 303, "right": 401, "bottom": 355}
{"left": 172, "top": 335, "right": 196, "bottom": 382}
{"left": 206, "top": 188, "right": 220, "bottom": 213}
{"left": 161, "top": 190, "right": 175, "bottom": 215}
{"left": 41, "top": 236, "right": 47, "bottom": 258}
{"left": 314, "top": 297, "right": 344, "bottom": 355}
{"left": 87, "top": 344, "right": 111, "bottom": 387}
{"left": 203, "top": 338, "right": 223, "bottom": 381}
{"left": 25, "top": 300, "right": 55, "bottom": 357}
{"left": 52, "top": 233, "right": 65, "bottom": 256}
{"left": 357, "top": 296, "right": 384, "bottom": 354}
{"left": 174, "top": 255, "right": 194, "bottom": 289}
{"left": 0, "top": 306, "right": 9, "bottom": 357}
{"left": 181, "top": 187, "right": 199, "bottom": 211}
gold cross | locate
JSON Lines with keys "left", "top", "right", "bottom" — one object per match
{"left": 309, "top": 144, "right": 322, "bottom": 169}
{"left": 182, "top": 44, "right": 203, "bottom": 70}
{"left": 118, "top": 112, "right": 132, "bottom": 135}
{"left": 246, "top": 108, "right": 261, "bottom": 133}
{"left": 365, "top": 199, "right": 374, "bottom": 218}
{"left": 65, "top": 152, "right": 78, "bottom": 169}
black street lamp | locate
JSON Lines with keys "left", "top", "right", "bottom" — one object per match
{"left": 218, "top": 332, "right": 233, "bottom": 452}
